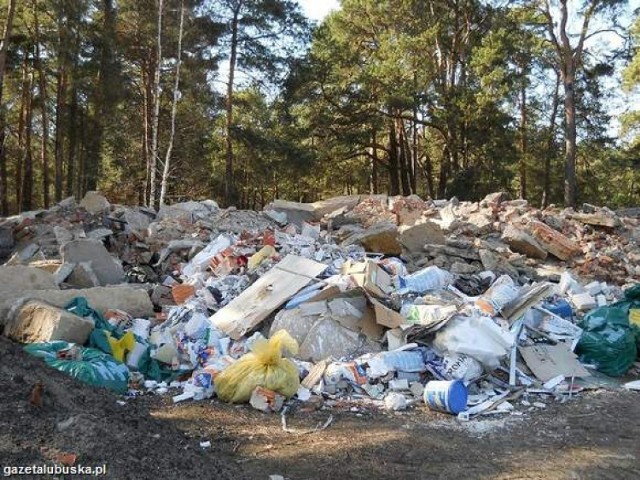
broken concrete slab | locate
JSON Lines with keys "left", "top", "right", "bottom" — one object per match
{"left": 482, "top": 192, "right": 511, "bottom": 206}
{"left": 66, "top": 262, "right": 101, "bottom": 288}
{"left": 399, "top": 221, "right": 445, "bottom": 254}
{"left": 0, "top": 285, "right": 154, "bottom": 325}
{"left": 58, "top": 196, "right": 76, "bottom": 209}
{"left": 0, "top": 226, "right": 14, "bottom": 258}
{"left": 54, "top": 263, "right": 75, "bottom": 285}
{"left": 79, "top": 191, "right": 110, "bottom": 214}
{"left": 479, "top": 249, "right": 519, "bottom": 277}
{"left": 465, "top": 213, "right": 494, "bottom": 235}
{"left": 4, "top": 300, "right": 94, "bottom": 344}
{"left": 528, "top": 221, "right": 580, "bottom": 261}
{"left": 61, "top": 239, "right": 125, "bottom": 285}
{"left": 571, "top": 212, "right": 620, "bottom": 228}
{"left": 0, "top": 265, "right": 59, "bottom": 292}
{"left": 267, "top": 200, "right": 317, "bottom": 226}
{"left": 342, "top": 222, "right": 401, "bottom": 255}
{"left": 124, "top": 208, "right": 153, "bottom": 237}
{"left": 424, "top": 244, "right": 481, "bottom": 261}
{"left": 502, "top": 225, "right": 548, "bottom": 260}
{"left": 54, "top": 225, "right": 74, "bottom": 245}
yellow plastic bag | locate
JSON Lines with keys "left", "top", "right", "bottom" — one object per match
{"left": 215, "top": 330, "right": 300, "bottom": 403}
{"left": 107, "top": 331, "right": 136, "bottom": 362}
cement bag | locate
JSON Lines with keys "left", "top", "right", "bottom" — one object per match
{"left": 433, "top": 315, "right": 515, "bottom": 370}
{"left": 24, "top": 341, "right": 129, "bottom": 394}
{"left": 214, "top": 330, "right": 300, "bottom": 403}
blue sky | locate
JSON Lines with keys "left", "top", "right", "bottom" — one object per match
{"left": 298, "top": 0, "right": 340, "bottom": 22}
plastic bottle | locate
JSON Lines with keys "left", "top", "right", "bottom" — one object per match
{"left": 475, "top": 275, "right": 519, "bottom": 316}
{"left": 398, "top": 266, "right": 453, "bottom": 293}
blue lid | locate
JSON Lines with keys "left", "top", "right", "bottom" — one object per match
{"left": 448, "top": 380, "right": 469, "bottom": 414}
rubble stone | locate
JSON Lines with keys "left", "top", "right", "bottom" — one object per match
{"left": 0, "top": 286, "right": 154, "bottom": 324}
{"left": 0, "top": 265, "right": 59, "bottom": 291}
{"left": 479, "top": 249, "right": 518, "bottom": 277}
{"left": 61, "top": 239, "right": 125, "bottom": 285}
{"left": 79, "top": 191, "right": 110, "bottom": 214}
{"left": 66, "top": 262, "right": 101, "bottom": 288}
{"left": 399, "top": 221, "right": 445, "bottom": 253}
{"left": 528, "top": 220, "right": 580, "bottom": 261}
{"left": 342, "top": 222, "right": 401, "bottom": 255}
{"left": 466, "top": 213, "right": 494, "bottom": 235}
{"left": 53, "top": 225, "right": 74, "bottom": 245}
{"left": 571, "top": 212, "right": 620, "bottom": 228}
{"left": 4, "top": 300, "right": 94, "bottom": 344}
{"left": 501, "top": 225, "right": 548, "bottom": 260}
{"left": 124, "top": 209, "right": 153, "bottom": 237}
{"left": 482, "top": 192, "right": 511, "bottom": 205}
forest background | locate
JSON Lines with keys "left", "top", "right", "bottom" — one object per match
{"left": 0, "top": 0, "right": 639, "bottom": 215}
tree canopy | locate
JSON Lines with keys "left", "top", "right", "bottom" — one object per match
{"left": 0, "top": 0, "right": 637, "bottom": 214}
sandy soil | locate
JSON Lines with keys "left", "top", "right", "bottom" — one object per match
{"left": 1, "top": 336, "right": 639, "bottom": 480}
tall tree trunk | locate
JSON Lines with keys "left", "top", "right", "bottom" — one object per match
{"left": 34, "top": 0, "right": 50, "bottom": 208}
{"left": 149, "top": 0, "right": 163, "bottom": 207}
{"left": 437, "top": 146, "right": 450, "bottom": 199}
{"left": 562, "top": 63, "right": 577, "bottom": 207}
{"left": 542, "top": 71, "right": 560, "bottom": 208}
{"left": 397, "top": 118, "right": 411, "bottom": 196}
{"left": 16, "top": 51, "right": 31, "bottom": 209}
{"left": 22, "top": 70, "right": 34, "bottom": 212}
{"left": 159, "top": 0, "right": 185, "bottom": 206}
{"left": 54, "top": 0, "right": 67, "bottom": 202}
{"left": 369, "top": 130, "right": 378, "bottom": 194}
{"left": 224, "top": 3, "right": 241, "bottom": 207}
{"left": 67, "top": 85, "right": 77, "bottom": 198}
{"left": 142, "top": 62, "right": 151, "bottom": 202}
{"left": 0, "top": 0, "right": 17, "bottom": 215}
{"left": 388, "top": 121, "right": 400, "bottom": 196}
{"left": 519, "top": 67, "right": 527, "bottom": 200}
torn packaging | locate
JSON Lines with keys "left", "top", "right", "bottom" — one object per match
{"left": 210, "top": 255, "right": 327, "bottom": 340}
{"left": 519, "top": 343, "right": 590, "bottom": 382}
{"left": 341, "top": 259, "right": 393, "bottom": 298}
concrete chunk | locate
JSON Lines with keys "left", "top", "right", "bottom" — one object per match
{"left": 61, "top": 239, "right": 124, "bottom": 285}
{"left": 528, "top": 221, "right": 580, "bottom": 261}
{"left": 343, "top": 222, "right": 401, "bottom": 255}
{"left": 80, "top": 191, "right": 110, "bottom": 214}
{"left": 0, "top": 265, "right": 59, "bottom": 291}
{"left": 66, "top": 262, "right": 101, "bottom": 288}
{"left": 399, "top": 221, "right": 445, "bottom": 254}
{"left": 502, "top": 225, "right": 548, "bottom": 260}
{"left": 572, "top": 213, "right": 619, "bottom": 228}
{"left": 4, "top": 300, "right": 95, "bottom": 344}
{"left": 0, "top": 286, "right": 153, "bottom": 326}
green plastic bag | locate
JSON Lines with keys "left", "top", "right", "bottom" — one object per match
{"left": 576, "top": 285, "right": 640, "bottom": 376}
{"left": 65, "top": 297, "right": 125, "bottom": 354}
{"left": 25, "top": 341, "right": 130, "bottom": 393}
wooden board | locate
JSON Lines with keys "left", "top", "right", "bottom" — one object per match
{"left": 210, "top": 255, "right": 327, "bottom": 339}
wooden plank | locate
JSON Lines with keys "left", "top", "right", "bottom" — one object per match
{"left": 210, "top": 255, "right": 327, "bottom": 339}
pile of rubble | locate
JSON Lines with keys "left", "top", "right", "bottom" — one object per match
{"left": 1, "top": 190, "right": 639, "bottom": 419}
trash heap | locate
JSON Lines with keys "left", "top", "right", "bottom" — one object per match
{"left": 1, "top": 191, "right": 640, "bottom": 420}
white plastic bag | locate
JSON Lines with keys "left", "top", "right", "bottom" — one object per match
{"left": 434, "top": 315, "right": 515, "bottom": 369}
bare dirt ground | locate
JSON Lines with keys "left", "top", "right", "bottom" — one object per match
{"left": 1, "top": 336, "right": 639, "bottom": 480}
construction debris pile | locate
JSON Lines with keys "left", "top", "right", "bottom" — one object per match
{"left": 1, "top": 191, "right": 639, "bottom": 419}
